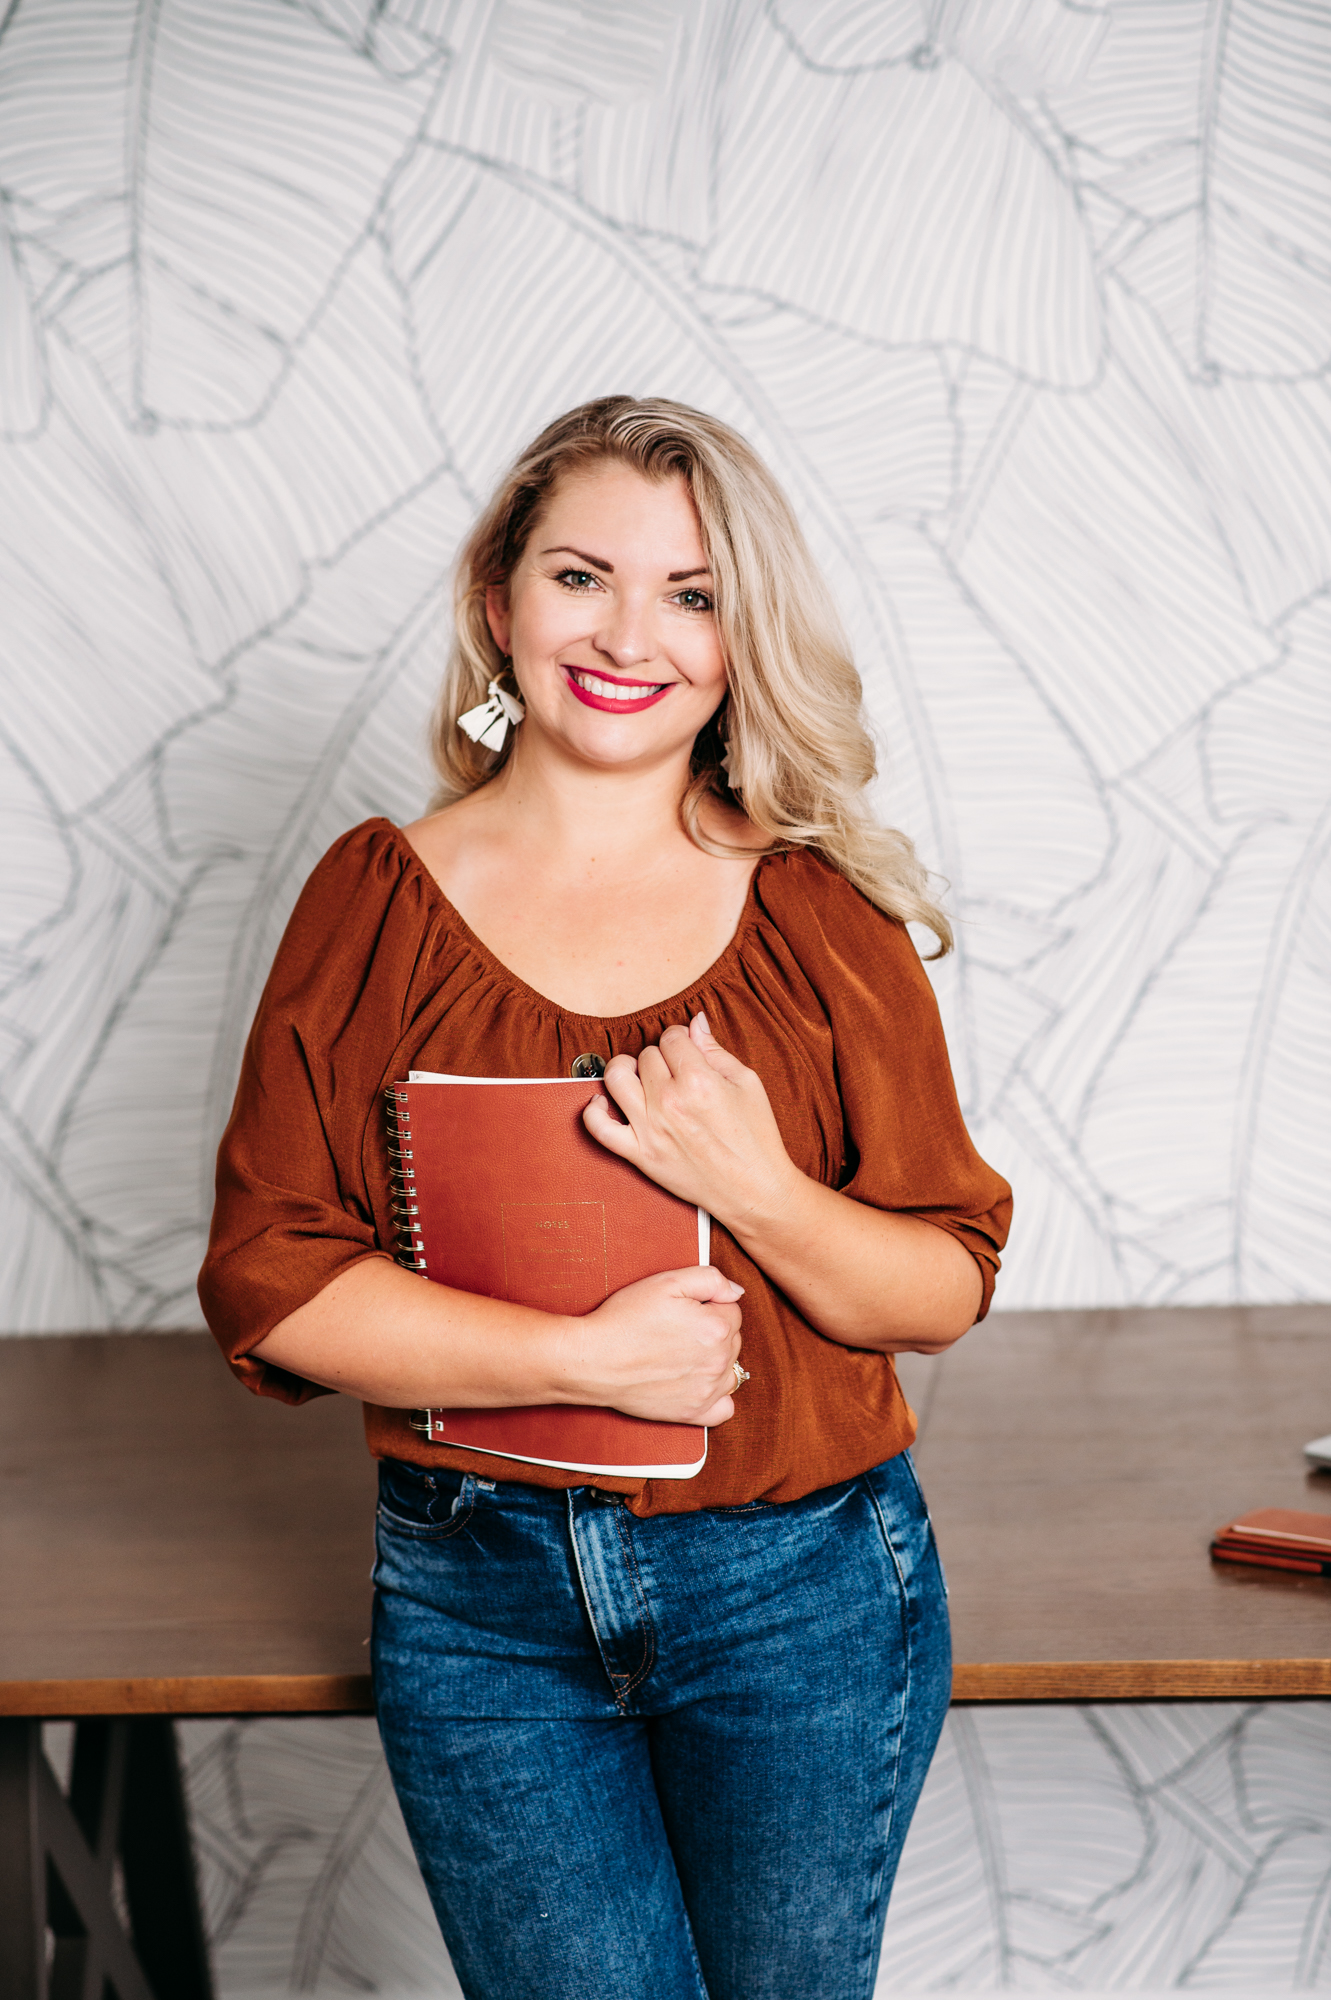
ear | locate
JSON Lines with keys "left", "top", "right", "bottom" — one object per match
{"left": 484, "top": 582, "right": 511, "bottom": 657}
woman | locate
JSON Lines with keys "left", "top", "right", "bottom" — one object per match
{"left": 200, "top": 396, "right": 1011, "bottom": 2000}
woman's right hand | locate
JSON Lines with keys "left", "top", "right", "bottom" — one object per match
{"left": 560, "top": 1265, "right": 744, "bottom": 1427}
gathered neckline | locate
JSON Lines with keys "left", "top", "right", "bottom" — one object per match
{"left": 378, "top": 818, "right": 774, "bottom": 1028}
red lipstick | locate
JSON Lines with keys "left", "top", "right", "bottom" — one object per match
{"left": 562, "top": 666, "right": 671, "bottom": 714}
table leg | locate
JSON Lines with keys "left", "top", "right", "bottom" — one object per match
{"left": 119, "top": 1717, "right": 214, "bottom": 2000}
{"left": 0, "top": 1721, "right": 43, "bottom": 1998}
{"left": 0, "top": 1717, "right": 214, "bottom": 2000}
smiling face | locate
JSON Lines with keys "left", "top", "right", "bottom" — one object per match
{"left": 485, "top": 459, "right": 728, "bottom": 775}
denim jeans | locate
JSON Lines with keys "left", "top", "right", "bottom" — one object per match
{"left": 372, "top": 1451, "right": 950, "bottom": 2000}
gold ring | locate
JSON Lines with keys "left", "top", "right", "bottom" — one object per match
{"left": 733, "top": 1363, "right": 750, "bottom": 1391}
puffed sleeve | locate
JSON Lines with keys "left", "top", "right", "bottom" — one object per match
{"left": 198, "top": 821, "right": 428, "bottom": 1402}
{"left": 764, "top": 854, "right": 1013, "bottom": 1319}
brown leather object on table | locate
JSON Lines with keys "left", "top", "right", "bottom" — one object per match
{"left": 1211, "top": 1507, "right": 1331, "bottom": 1577}
{"left": 0, "top": 1334, "right": 377, "bottom": 1717}
{"left": 898, "top": 1303, "right": 1331, "bottom": 1702}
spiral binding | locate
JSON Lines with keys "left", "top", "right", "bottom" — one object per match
{"left": 383, "top": 1083, "right": 427, "bottom": 1274}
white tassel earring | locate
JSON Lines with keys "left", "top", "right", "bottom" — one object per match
{"left": 458, "top": 664, "right": 525, "bottom": 752}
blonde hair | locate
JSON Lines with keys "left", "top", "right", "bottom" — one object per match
{"left": 428, "top": 396, "right": 952, "bottom": 953}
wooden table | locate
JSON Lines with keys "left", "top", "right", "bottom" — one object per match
{"left": 898, "top": 1302, "right": 1331, "bottom": 1702}
{"left": 2, "top": 1308, "right": 1328, "bottom": 1993}
{"left": 0, "top": 1332, "right": 376, "bottom": 1718}
{"left": 0, "top": 1333, "right": 376, "bottom": 2000}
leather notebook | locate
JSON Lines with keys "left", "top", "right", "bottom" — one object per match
{"left": 385, "top": 1073, "right": 710, "bottom": 1478}
{"left": 1210, "top": 1507, "right": 1331, "bottom": 1576}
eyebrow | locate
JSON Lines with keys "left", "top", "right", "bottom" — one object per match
{"left": 543, "top": 545, "right": 613, "bottom": 571}
{"left": 541, "top": 546, "right": 713, "bottom": 584}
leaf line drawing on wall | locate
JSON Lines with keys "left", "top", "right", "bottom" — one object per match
{"left": 5, "top": 0, "right": 1331, "bottom": 1985}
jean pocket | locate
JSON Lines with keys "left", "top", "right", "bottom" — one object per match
{"left": 870, "top": 1450, "right": 948, "bottom": 1601}
{"left": 376, "top": 1459, "right": 476, "bottom": 1540}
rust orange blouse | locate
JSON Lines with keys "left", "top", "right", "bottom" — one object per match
{"left": 199, "top": 819, "right": 1011, "bottom": 1518}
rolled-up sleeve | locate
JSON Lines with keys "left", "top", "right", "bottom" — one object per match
{"left": 771, "top": 859, "right": 1013, "bottom": 1320}
{"left": 198, "top": 825, "right": 420, "bottom": 1401}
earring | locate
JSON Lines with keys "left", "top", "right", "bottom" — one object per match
{"left": 458, "top": 663, "right": 525, "bottom": 752}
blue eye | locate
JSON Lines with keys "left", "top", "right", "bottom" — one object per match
{"left": 556, "top": 569, "right": 599, "bottom": 592}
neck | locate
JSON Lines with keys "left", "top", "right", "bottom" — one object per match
{"left": 481, "top": 734, "right": 699, "bottom": 883}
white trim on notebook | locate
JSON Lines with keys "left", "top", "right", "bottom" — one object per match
{"left": 431, "top": 1432, "right": 709, "bottom": 1479}
{"left": 409, "top": 1071, "right": 593, "bottom": 1084}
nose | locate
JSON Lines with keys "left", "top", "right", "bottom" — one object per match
{"left": 593, "top": 590, "right": 656, "bottom": 671}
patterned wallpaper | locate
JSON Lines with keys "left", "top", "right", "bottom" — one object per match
{"left": 41, "top": 1702, "right": 1331, "bottom": 1994}
{"left": 6, "top": 1, "right": 1330, "bottom": 1992}
{"left": 2, "top": 0, "right": 1328, "bottom": 1329}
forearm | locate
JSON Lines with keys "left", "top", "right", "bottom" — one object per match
{"left": 249, "top": 1257, "right": 587, "bottom": 1408}
{"left": 719, "top": 1169, "right": 983, "bottom": 1353}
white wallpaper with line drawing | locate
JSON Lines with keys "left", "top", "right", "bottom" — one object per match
{"left": 2, "top": 0, "right": 1329, "bottom": 1327}
{"left": 45, "top": 1698, "right": 1331, "bottom": 1994}
{"left": 6, "top": 1, "right": 1330, "bottom": 1992}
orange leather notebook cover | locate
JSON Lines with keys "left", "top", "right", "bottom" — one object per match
{"left": 386, "top": 1074, "right": 709, "bottom": 1478}
{"left": 1210, "top": 1508, "right": 1331, "bottom": 1576}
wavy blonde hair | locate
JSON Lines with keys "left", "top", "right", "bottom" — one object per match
{"left": 429, "top": 396, "right": 952, "bottom": 953}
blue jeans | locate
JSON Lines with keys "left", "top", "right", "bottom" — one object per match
{"left": 372, "top": 1453, "right": 950, "bottom": 2000}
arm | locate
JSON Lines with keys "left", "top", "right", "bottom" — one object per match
{"left": 718, "top": 1173, "right": 980, "bottom": 1354}
{"left": 584, "top": 1014, "right": 984, "bottom": 1354}
{"left": 249, "top": 1258, "right": 745, "bottom": 1424}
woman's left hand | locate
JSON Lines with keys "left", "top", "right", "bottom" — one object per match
{"left": 583, "top": 1014, "right": 801, "bottom": 1227}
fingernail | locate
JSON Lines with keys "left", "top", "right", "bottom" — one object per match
{"left": 696, "top": 1012, "right": 710, "bottom": 1034}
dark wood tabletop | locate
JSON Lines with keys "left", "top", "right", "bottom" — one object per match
{"left": 0, "top": 1333, "right": 377, "bottom": 1716}
{"left": 899, "top": 1302, "right": 1331, "bottom": 1699}
{"left": 1, "top": 1307, "right": 1328, "bottom": 1716}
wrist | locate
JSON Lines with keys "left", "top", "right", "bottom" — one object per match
{"left": 714, "top": 1158, "right": 812, "bottom": 1251}
{"left": 537, "top": 1310, "right": 605, "bottom": 1406}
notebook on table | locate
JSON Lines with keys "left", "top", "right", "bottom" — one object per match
{"left": 1210, "top": 1508, "right": 1331, "bottom": 1576}
{"left": 385, "top": 1072, "right": 710, "bottom": 1478}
